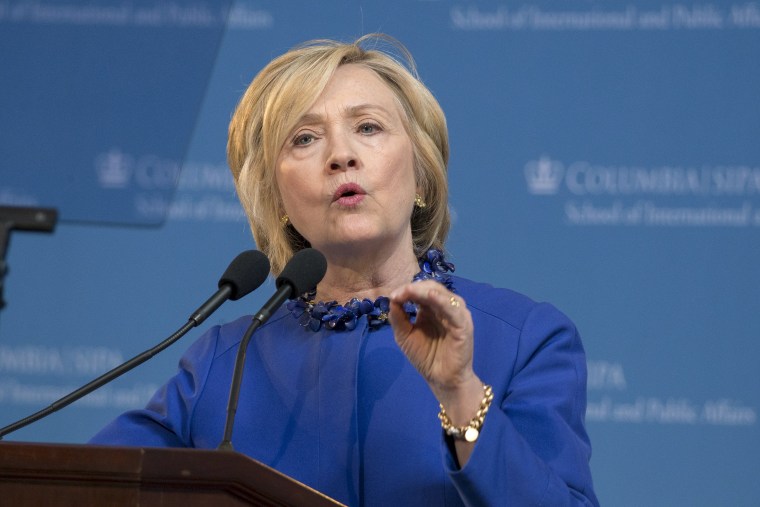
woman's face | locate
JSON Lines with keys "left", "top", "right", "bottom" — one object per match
{"left": 275, "top": 64, "right": 417, "bottom": 259}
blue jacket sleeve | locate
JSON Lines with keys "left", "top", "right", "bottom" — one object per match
{"left": 89, "top": 324, "right": 221, "bottom": 448}
{"left": 444, "top": 302, "right": 599, "bottom": 506}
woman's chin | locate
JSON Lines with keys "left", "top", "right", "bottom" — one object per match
{"left": 317, "top": 231, "right": 400, "bottom": 255}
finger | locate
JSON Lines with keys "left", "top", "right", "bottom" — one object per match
{"left": 393, "top": 282, "right": 466, "bottom": 325}
{"left": 424, "top": 290, "right": 469, "bottom": 331}
{"left": 388, "top": 299, "right": 413, "bottom": 339}
{"left": 389, "top": 280, "right": 450, "bottom": 306}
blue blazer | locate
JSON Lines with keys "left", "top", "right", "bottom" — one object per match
{"left": 91, "top": 276, "right": 598, "bottom": 506}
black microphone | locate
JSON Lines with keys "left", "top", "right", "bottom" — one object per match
{"left": 0, "top": 250, "right": 270, "bottom": 440}
{"left": 190, "top": 250, "right": 270, "bottom": 326}
{"left": 218, "top": 248, "right": 327, "bottom": 451}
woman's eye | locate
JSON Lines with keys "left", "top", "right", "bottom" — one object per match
{"left": 358, "top": 122, "right": 381, "bottom": 135}
{"left": 293, "top": 133, "right": 314, "bottom": 146}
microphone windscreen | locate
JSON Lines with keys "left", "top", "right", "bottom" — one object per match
{"left": 218, "top": 250, "right": 270, "bottom": 300}
{"left": 276, "top": 248, "right": 327, "bottom": 297}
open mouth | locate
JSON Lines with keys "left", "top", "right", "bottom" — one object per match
{"left": 333, "top": 183, "right": 366, "bottom": 203}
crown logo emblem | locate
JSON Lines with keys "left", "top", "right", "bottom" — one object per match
{"left": 95, "top": 149, "right": 134, "bottom": 189}
{"left": 524, "top": 155, "right": 564, "bottom": 195}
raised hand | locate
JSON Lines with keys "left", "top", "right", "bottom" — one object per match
{"left": 389, "top": 280, "right": 484, "bottom": 426}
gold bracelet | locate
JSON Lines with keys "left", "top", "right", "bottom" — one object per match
{"left": 438, "top": 384, "right": 494, "bottom": 443}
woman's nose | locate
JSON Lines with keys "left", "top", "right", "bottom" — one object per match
{"left": 326, "top": 132, "right": 359, "bottom": 171}
{"left": 330, "top": 158, "right": 357, "bottom": 170}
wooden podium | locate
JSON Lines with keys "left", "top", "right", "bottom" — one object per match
{"left": 0, "top": 441, "right": 345, "bottom": 506}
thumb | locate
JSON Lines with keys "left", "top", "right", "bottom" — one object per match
{"left": 388, "top": 299, "right": 413, "bottom": 345}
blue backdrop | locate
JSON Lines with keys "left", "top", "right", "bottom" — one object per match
{"left": 1, "top": 1, "right": 758, "bottom": 505}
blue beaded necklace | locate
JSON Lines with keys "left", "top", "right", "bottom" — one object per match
{"left": 286, "top": 248, "right": 455, "bottom": 332}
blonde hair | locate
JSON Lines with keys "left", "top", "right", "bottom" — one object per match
{"left": 227, "top": 34, "right": 450, "bottom": 275}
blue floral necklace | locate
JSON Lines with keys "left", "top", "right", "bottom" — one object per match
{"left": 286, "top": 248, "right": 455, "bottom": 332}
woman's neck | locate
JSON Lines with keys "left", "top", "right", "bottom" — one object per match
{"left": 314, "top": 245, "right": 419, "bottom": 304}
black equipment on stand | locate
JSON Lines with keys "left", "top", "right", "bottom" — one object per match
{"left": 0, "top": 205, "right": 58, "bottom": 311}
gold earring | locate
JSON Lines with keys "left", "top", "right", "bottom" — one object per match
{"left": 414, "top": 194, "right": 427, "bottom": 208}
{"left": 280, "top": 214, "right": 289, "bottom": 226}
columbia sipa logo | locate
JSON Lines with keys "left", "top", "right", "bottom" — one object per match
{"left": 95, "top": 148, "right": 134, "bottom": 189}
{"left": 524, "top": 156, "right": 564, "bottom": 195}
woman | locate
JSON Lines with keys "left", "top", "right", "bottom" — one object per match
{"left": 92, "top": 35, "right": 598, "bottom": 506}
